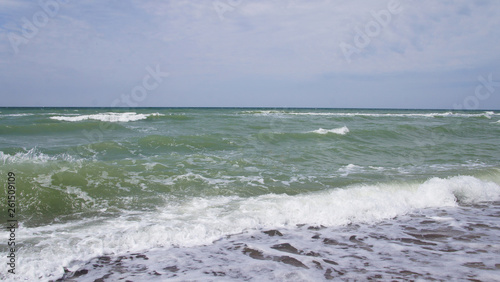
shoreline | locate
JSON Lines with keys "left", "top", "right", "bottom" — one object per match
{"left": 56, "top": 202, "right": 500, "bottom": 281}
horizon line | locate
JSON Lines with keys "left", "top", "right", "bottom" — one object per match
{"left": 0, "top": 106, "right": 498, "bottom": 111}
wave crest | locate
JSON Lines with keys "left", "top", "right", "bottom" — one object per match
{"left": 50, "top": 112, "right": 163, "bottom": 122}
{"left": 0, "top": 148, "right": 77, "bottom": 164}
{"left": 310, "top": 126, "right": 349, "bottom": 135}
{"left": 243, "top": 111, "right": 498, "bottom": 118}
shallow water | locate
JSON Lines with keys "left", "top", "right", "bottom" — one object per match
{"left": 60, "top": 202, "right": 500, "bottom": 281}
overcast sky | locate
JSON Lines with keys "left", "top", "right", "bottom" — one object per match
{"left": 1, "top": 0, "right": 499, "bottom": 109}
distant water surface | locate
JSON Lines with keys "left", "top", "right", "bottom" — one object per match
{"left": 0, "top": 108, "right": 499, "bottom": 280}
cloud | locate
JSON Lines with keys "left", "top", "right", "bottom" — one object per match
{"left": 0, "top": 0, "right": 30, "bottom": 9}
{"left": 0, "top": 0, "right": 499, "bottom": 108}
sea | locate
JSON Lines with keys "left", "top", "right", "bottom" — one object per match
{"left": 1, "top": 107, "right": 500, "bottom": 281}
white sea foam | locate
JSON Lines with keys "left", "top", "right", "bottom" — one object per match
{"left": 152, "top": 172, "right": 235, "bottom": 187}
{"left": 0, "top": 148, "right": 77, "bottom": 164}
{"left": 50, "top": 112, "right": 163, "bottom": 122}
{"left": 243, "top": 111, "right": 498, "bottom": 118}
{"left": 310, "top": 126, "right": 349, "bottom": 135}
{"left": 3, "top": 175, "right": 500, "bottom": 281}
{"left": 0, "top": 113, "right": 34, "bottom": 117}
{"left": 338, "top": 164, "right": 363, "bottom": 176}
{"left": 243, "top": 110, "right": 276, "bottom": 116}
{"left": 70, "top": 200, "right": 500, "bottom": 281}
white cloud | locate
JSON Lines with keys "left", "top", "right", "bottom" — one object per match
{"left": 1, "top": 0, "right": 499, "bottom": 107}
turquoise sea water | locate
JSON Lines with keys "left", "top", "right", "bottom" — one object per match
{"left": 1, "top": 108, "right": 500, "bottom": 280}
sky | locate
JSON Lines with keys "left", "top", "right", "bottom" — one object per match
{"left": 0, "top": 0, "right": 499, "bottom": 109}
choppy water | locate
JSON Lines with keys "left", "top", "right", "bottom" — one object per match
{"left": 0, "top": 108, "right": 499, "bottom": 281}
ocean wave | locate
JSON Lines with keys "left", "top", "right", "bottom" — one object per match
{"left": 242, "top": 110, "right": 498, "bottom": 118}
{"left": 0, "top": 121, "right": 130, "bottom": 135}
{"left": 0, "top": 113, "right": 34, "bottom": 117}
{"left": 310, "top": 126, "right": 349, "bottom": 135}
{"left": 292, "top": 111, "right": 498, "bottom": 118}
{"left": 8, "top": 174, "right": 500, "bottom": 281}
{"left": 231, "top": 175, "right": 500, "bottom": 228}
{"left": 0, "top": 148, "right": 77, "bottom": 164}
{"left": 157, "top": 172, "right": 236, "bottom": 187}
{"left": 338, "top": 164, "right": 363, "bottom": 176}
{"left": 50, "top": 112, "right": 164, "bottom": 122}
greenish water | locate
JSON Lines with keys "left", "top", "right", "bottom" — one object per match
{"left": 1, "top": 108, "right": 500, "bottom": 280}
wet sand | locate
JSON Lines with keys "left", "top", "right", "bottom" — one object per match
{"left": 56, "top": 202, "right": 500, "bottom": 281}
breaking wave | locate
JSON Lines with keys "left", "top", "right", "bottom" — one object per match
{"left": 50, "top": 112, "right": 163, "bottom": 122}
{"left": 310, "top": 126, "right": 349, "bottom": 135}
